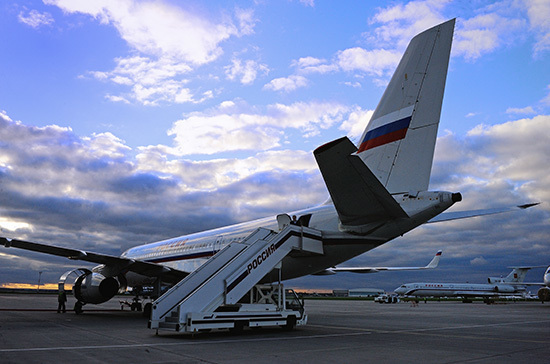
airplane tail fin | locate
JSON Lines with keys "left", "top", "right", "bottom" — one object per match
{"left": 425, "top": 250, "right": 442, "bottom": 269}
{"left": 488, "top": 267, "right": 532, "bottom": 284}
{"left": 356, "top": 19, "right": 455, "bottom": 194}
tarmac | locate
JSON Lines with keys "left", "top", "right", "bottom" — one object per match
{"left": 0, "top": 294, "right": 549, "bottom": 363}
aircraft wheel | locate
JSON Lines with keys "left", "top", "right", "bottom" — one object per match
{"left": 143, "top": 303, "right": 152, "bottom": 318}
{"left": 74, "top": 301, "right": 83, "bottom": 315}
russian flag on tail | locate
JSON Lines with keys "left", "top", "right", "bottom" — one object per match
{"left": 357, "top": 105, "right": 415, "bottom": 153}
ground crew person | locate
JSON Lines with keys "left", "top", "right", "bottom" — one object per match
{"left": 57, "top": 289, "right": 67, "bottom": 313}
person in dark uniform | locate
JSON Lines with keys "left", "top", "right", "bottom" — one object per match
{"left": 57, "top": 289, "right": 67, "bottom": 313}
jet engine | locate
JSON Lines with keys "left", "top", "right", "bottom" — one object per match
{"left": 537, "top": 286, "right": 550, "bottom": 302}
{"left": 493, "top": 285, "right": 515, "bottom": 293}
{"left": 69, "top": 271, "right": 120, "bottom": 305}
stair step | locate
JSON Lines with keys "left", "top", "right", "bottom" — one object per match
{"left": 159, "top": 321, "right": 178, "bottom": 330}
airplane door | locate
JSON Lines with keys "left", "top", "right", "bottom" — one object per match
{"left": 214, "top": 235, "right": 224, "bottom": 254}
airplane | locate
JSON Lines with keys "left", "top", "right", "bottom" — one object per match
{"left": 487, "top": 266, "right": 538, "bottom": 285}
{"left": 394, "top": 266, "right": 533, "bottom": 303}
{"left": 507, "top": 265, "right": 550, "bottom": 302}
{"left": 314, "top": 250, "right": 442, "bottom": 275}
{"left": 537, "top": 266, "right": 550, "bottom": 301}
{"left": 0, "top": 19, "right": 537, "bottom": 314}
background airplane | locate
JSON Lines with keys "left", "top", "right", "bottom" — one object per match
{"left": 0, "top": 19, "right": 536, "bottom": 313}
{"left": 394, "top": 266, "right": 534, "bottom": 303}
{"left": 315, "top": 250, "right": 442, "bottom": 275}
{"left": 508, "top": 265, "right": 550, "bottom": 302}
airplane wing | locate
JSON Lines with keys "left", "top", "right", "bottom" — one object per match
{"left": 315, "top": 250, "right": 441, "bottom": 275}
{"left": 427, "top": 203, "right": 539, "bottom": 223}
{"left": 0, "top": 237, "right": 188, "bottom": 283}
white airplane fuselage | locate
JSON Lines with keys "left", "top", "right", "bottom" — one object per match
{"left": 117, "top": 191, "right": 458, "bottom": 286}
{"left": 394, "top": 282, "right": 526, "bottom": 298}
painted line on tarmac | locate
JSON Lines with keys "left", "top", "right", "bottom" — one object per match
{"left": 310, "top": 319, "right": 550, "bottom": 344}
{"left": 0, "top": 309, "right": 123, "bottom": 312}
{"left": 0, "top": 332, "right": 371, "bottom": 353}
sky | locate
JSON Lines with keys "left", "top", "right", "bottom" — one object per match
{"left": 0, "top": 0, "right": 549, "bottom": 293}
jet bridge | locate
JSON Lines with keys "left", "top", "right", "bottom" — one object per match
{"left": 149, "top": 224, "right": 323, "bottom": 333}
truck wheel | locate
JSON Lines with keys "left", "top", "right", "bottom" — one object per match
{"left": 230, "top": 321, "right": 245, "bottom": 334}
{"left": 283, "top": 316, "right": 296, "bottom": 331}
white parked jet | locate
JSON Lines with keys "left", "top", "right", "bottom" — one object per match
{"left": 315, "top": 250, "right": 442, "bottom": 275}
{"left": 0, "top": 19, "right": 536, "bottom": 311}
{"left": 538, "top": 266, "right": 550, "bottom": 301}
{"left": 508, "top": 265, "right": 550, "bottom": 302}
{"left": 394, "top": 266, "right": 533, "bottom": 301}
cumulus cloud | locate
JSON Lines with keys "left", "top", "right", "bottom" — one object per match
{"left": 225, "top": 59, "right": 269, "bottom": 85}
{"left": 166, "top": 100, "right": 350, "bottom": 155}
{"left": 337, "top": 48, "right": 401, "bottom": 77}
{"left": 367, "top": 0, "right": 448, "bottom": 50}
{"left": 45, "top": 0, "right": 247, "bottom": 64}
{"left": 470, "top": 256, "right": 488, "bottom": 266}
{"left": 291, "top": 57, "right": 338, "bottom": 74}
{"left": 1, "top": 107, "right": 549, "bottom": 287}
{"left": 525, "top": 0, "right": 550, "bottom": 55}
{"left": 0, "top": 111, "right": 327, "bottom": 260}
{"left": 263, "top": 75, "right": 308, "bottom": 92}
{"left": 368, "top": 0, "right": 541, "bottom": 62}
{"left": 18, "top": 9, "right": 54, "bottom": 28}
{"left": 453, "top": 14, "right": 525, "bottom": 61}
{"left": 45, "top": 0, "right": 255, "bottom": 105}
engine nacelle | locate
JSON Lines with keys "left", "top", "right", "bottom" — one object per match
{"left": 537, "top": 287, "right": 550, "bottom": 302}
{"left": 493, "top": 285, "right": 515, "bottom": 293}
{"left": 73, "top": 272, "right": 120, "bottom": 304}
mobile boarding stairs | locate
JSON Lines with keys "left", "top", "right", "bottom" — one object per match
{"left": 149, "top": 219, "right": 323, "bottom": 333}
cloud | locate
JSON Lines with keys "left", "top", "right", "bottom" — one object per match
{"left": 368, "top": 0, "right": 448, "bottom": 49}
{"left": 453, "top": 13, "right": 525, "bottom": 61}
{"left": 0, "top": 111, "right": 326, "bottom": 259}
{"left": 225, "top": 59, "right": 269, "bottom": 85}
{"left": 292, "top": 57, "right": 338, "bottom": 74}
{"left": 542, "top": 85, "right": 550, "bottom": 106}
{"left": 18, "top": 9, "right": 54, "bottom": 28}
{"left": 524, "top": 0, "right": 550, "bottom": 55}
{"left": 45, "top": 0, "right": 255, "bottom": 105}
{"left": 166, "top": 100, "right": 350, "bottom": 155}
{"left": 46, "top": 0, "right": 249, "bottom": 64}
{"left": 336, "top": 48, "right": 401, "bottom": 77}
{"left": 1, "top": 106, "right": 549, "bottom": 288}
{"left": 470, "top": 256, "right": 488, "bottom": 266}
{"left": 368, "top": 0, "right": 542, "bottom": 61}
{"left": 506, "top": 106, "right": 535, "bottom": 115}
{"left": 298, "top": 0, "right": 315, "bottom": 7}
{"left": 263, "top": 75, "right": 308, "bottom": 92}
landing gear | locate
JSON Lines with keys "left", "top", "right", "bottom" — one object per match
{"left": 74, "top": 301, "right": 84, "bottom": 314}
{"left": 143, "top": 302, "right": 152, "bottom": 318}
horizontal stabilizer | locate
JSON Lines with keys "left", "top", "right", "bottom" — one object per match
{"left": 314, "top": 137, "right": 408, "bottom": 227}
